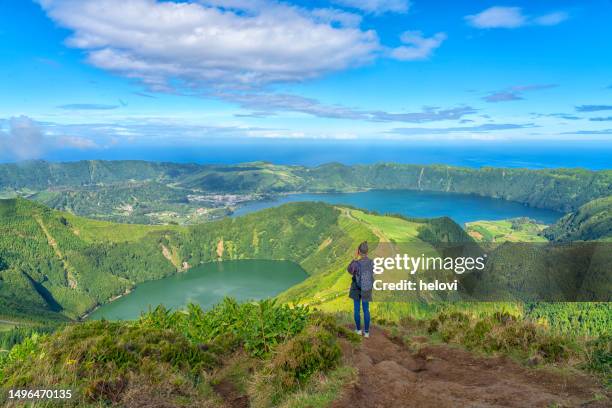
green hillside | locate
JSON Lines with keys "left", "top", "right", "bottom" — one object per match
{"left": 1, "top": 199, "right": 610, "bottom": 406}
{"left": 0, "top": 160, "right": 197, "bottom": 190}
{"left": 1, "top": 196, "right": 486, "bottom": 322}
{"left": 1, "top": 161, "right": 610, "bottom": 225}
{"left": 0, "top": 199, "right": 178, "bottom": 320}
{"left": 0, "top": 198, "right": 386, "bottom": 321}
{"left": 2, "top": 198, "right": 609, "bottom": 326}
{"left": 544, "top": 196, "right": 612, "bottom": 241}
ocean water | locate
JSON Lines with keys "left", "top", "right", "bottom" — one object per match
{"left": 40, "top": 140, "right": 612, "bottom": 169}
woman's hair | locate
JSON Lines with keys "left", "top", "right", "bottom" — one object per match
{"left": 358, "top": 241, "right": 368, "bottom": 255}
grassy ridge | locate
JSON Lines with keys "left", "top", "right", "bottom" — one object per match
{"left": 0, "top": 299, "right": 358, "bottom": 407}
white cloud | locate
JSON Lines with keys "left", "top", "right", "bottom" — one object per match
{"left": 38, "top": 0, "right": 380, "bottom": 91}
{"left": 58, "top": 135, "right": 100, "bottom": 149}
{"left": 390, "top": 31, "right": 446, "bottom": 61}
{"left": 331, "top": 0, "right": 410, "bottom": 14}
{"left": 390, "top": 123, "right": 536, "bottom": 135}
{"left": 220, "top": 91, "right": 475, "bottom": 122}
{"left": 0, "top": 116, "right": 47, "bottom": 160}
{"left": 533, "top": 12, "right": 569, "bottom": 26}
{"left": 466, "top": 6, "right": 568, "bottom": 29}
{"left": 466, "top": 6, "right": 526, "bottom": 29}
{"left": 311, "top": 8, "right": 363, "bottom": 28}
{"left": 0, "top": 116, "right": 99, "bottom": 161}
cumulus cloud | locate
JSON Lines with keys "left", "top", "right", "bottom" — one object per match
{"left": 37, "top": 0, "right": 454, "bottom": 121}
{"left": 466, "top": 6, "right": 568, "bottom": 29}
{"left": 483, "top": 84, "right": 557, "bottom": 103}
{"left": 0, "top": 116, "right": 99, "bottom": 161}
{"left": 0, "top": 116, "right": 47, "bottom": 160}
{"left": 466, "top": 7, "right": 526, "bottom": 29}
{"left": 390, "top": 123, "right": 535, "bottom": 135}
{"left": 390, "top": 31, "right": 447, "bottom": 61}
{"left": 38, "top": 0, "right": 380, "bottom": 91}
{"left": 575, "top": 105, "right": 612, "bottom": 112}
{"left": 331, "top": 0, "right": 410, "bottom": 14}
{"left": 311, "top": 8, "right": 362, "bottom": 27}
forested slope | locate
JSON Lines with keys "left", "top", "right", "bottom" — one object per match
{"left": 0, "top": 198, "right": 478, "bottom": 322}
{"left": 1, "top": 161, "right": 610, "bottom": 218}
{"left": 0, "top": 199, "right": 381, "bottom": 320}
{"left": 544, "top": 195, "right": 612, "bottom": 241}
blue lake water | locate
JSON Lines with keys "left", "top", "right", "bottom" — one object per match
{"left": 234, "top": 190, "right": 562, "bottom": 226}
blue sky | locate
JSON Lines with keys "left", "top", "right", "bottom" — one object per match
{"left": 0, "top": 0, "right": 611, "bottom": 161}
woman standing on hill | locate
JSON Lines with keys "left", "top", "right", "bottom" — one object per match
{"left": 348, "top": 241, "right": 374, "bottom": 338}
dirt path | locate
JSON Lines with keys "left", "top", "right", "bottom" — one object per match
{"left": 333, "top": 329, "right": 607, "bottom": 408}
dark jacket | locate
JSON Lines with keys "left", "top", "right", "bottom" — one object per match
{"left": 348, "top": 257, "right": 374, "bottom": 301}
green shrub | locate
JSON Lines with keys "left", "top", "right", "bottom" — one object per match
{"left": 0, "top": 299, "right": 357, "bottom": 407}
{"left": 139, "top": 298, "right": 311, "bottom": 357}
{"left": 584, "top": 334, "right": 611, "bottom": 386}
{"left": 272, "top": 325, "right": 341, "bottom": 388}
{"left": 428, "top": 312, "right": 470, "bottom": 342}
{"left": 427, "top": 312, "right": 576, "bottom": 364}
{"left": 308, "top": 311, "right": 361, "bottom": 344}
{"left": 252, "top": 323, "right": 342, "bottom": 407}
{"left": 0, "top": 332, "right": 44, "bottom": 383}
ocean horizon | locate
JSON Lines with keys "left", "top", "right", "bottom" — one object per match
{"left": 12, "top": 139, "right": 612, "bottom": 170}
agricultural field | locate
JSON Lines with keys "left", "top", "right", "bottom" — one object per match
{"left": 466, "top": 218, "right": 548, "bottom": 242}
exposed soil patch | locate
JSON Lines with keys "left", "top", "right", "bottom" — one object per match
{"left": 333, "top": 328, "right": 608, "bottom": 408}
{"left": 213, "top": 378, "right": 249, "bottom": 408}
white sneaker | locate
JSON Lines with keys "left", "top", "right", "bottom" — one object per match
{"left": 364, "top": 332, "right": 370, "bottom": 338}
{"left": 355, "top": 329, "right": 362, "bottom": 335}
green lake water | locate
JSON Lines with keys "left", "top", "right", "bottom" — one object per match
{"left": 88, "top": 260, "right": 307, "bottom": 320}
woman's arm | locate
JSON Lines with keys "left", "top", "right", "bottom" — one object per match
{"left": 347, "top": 259, "right": 359, "bottom": 275}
